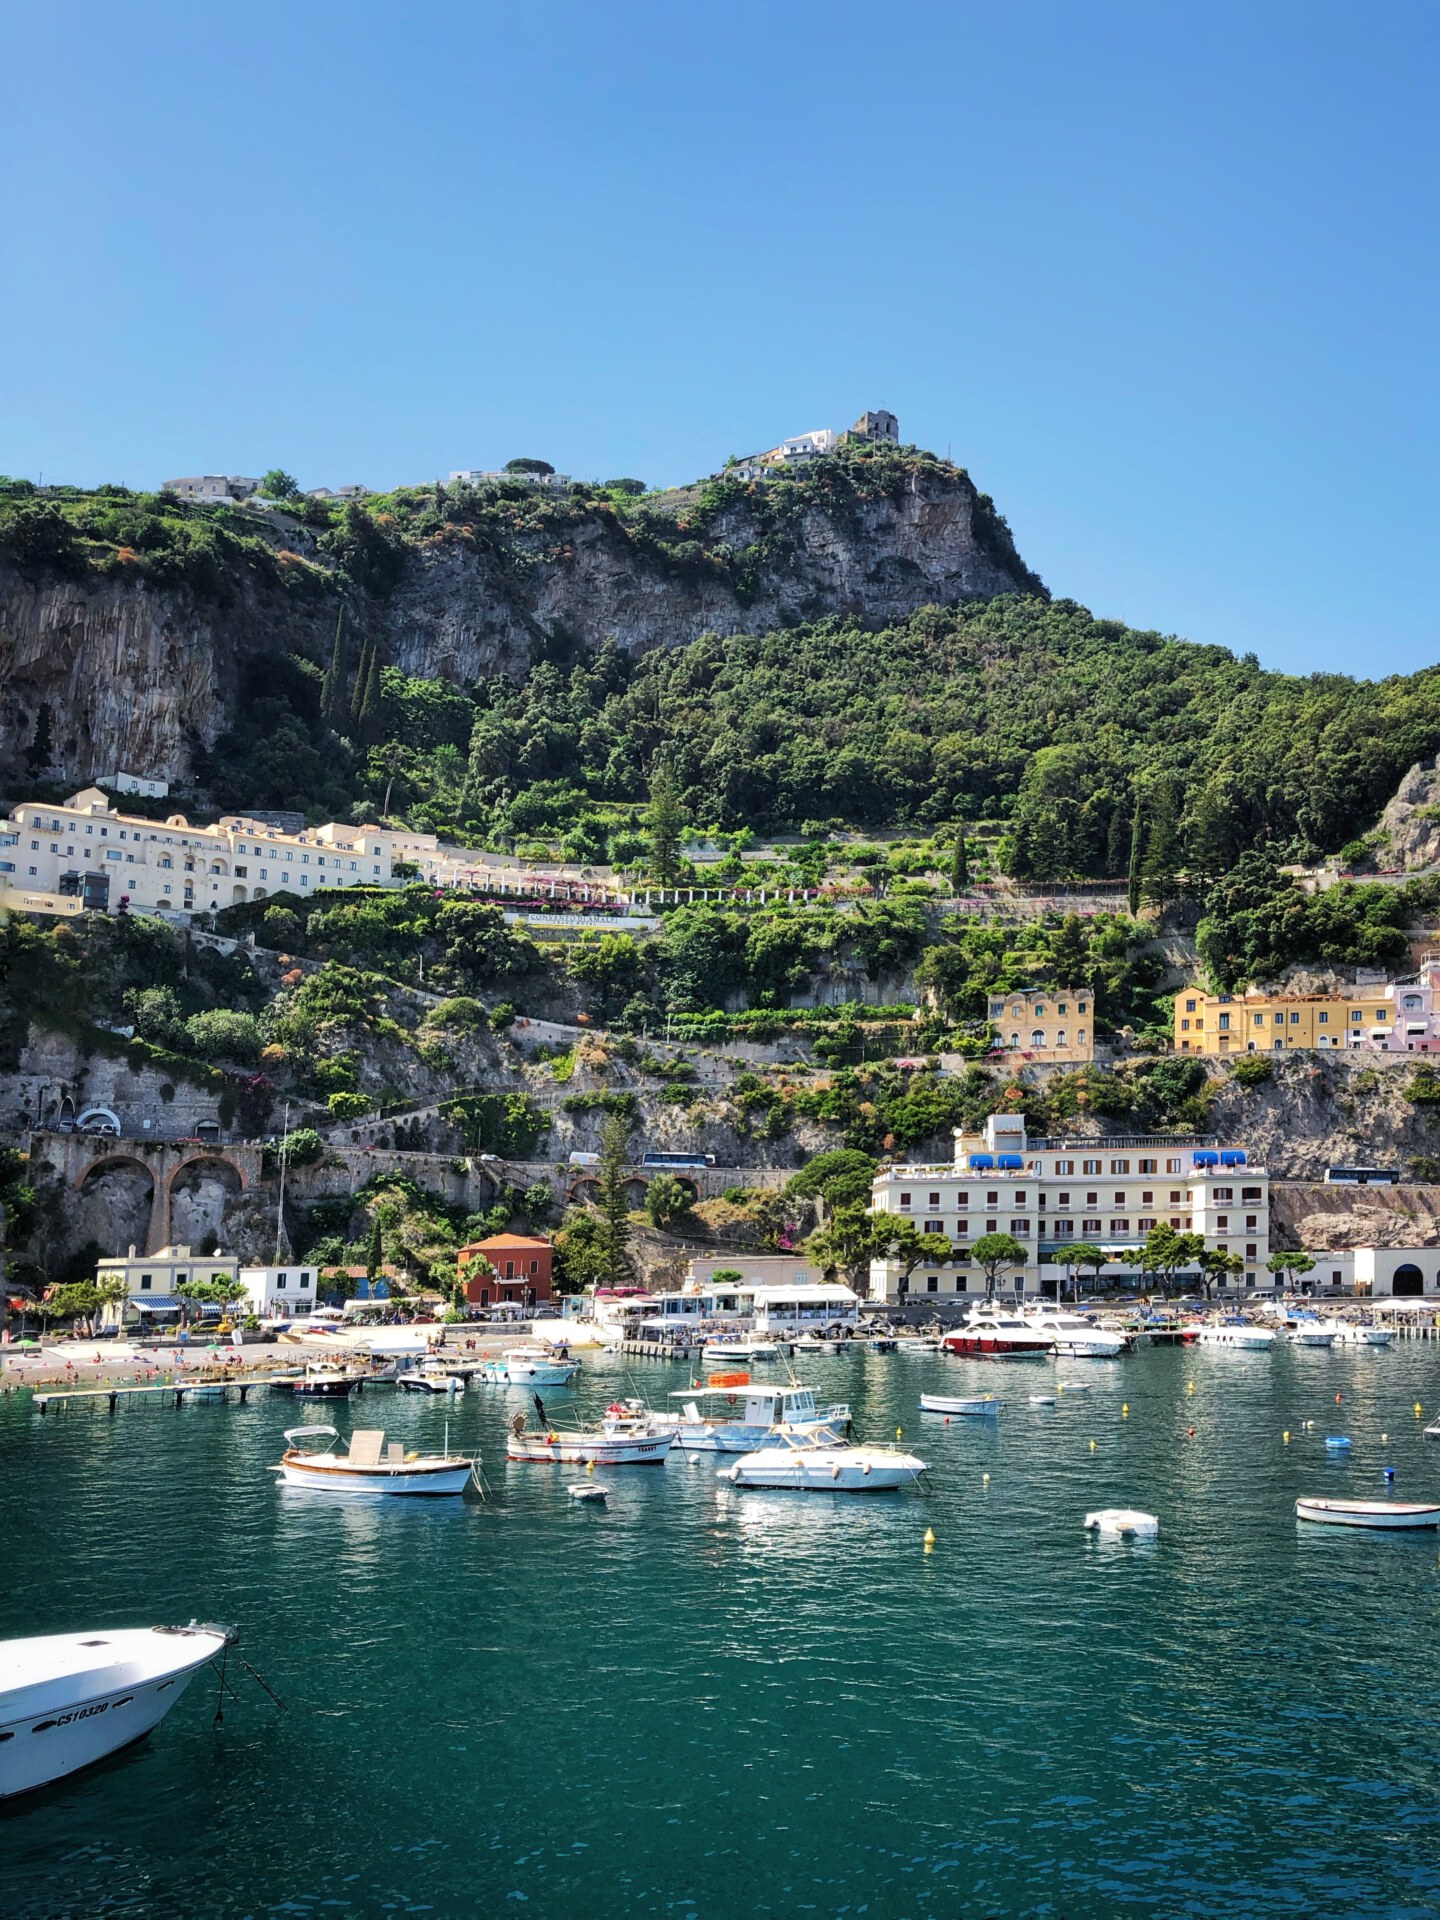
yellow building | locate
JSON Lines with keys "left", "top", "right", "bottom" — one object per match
{"left": 986, "top": 987, "right": 1094, "bottom": 1064}
{"left": 1175, "top": 987, "right": 1395, "bottom": 1055}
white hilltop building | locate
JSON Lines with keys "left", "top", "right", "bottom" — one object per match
{"left": 724, "top": 409, "right": 899, "bottom": 482}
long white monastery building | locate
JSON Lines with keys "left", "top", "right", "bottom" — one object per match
{"left": 868, "top": 1112, "right": 1271, "bottom": 1302}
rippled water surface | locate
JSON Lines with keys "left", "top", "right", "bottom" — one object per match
{"left": 5, "top": 1342, "right": 1440, "bottom": 1918}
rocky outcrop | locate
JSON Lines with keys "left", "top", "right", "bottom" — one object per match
{"left": 1374, "top": 754, "right": 1440, "bottom": 870}
{"left": 382, "top": 464, "right": 1039, "bottom": 685}
{"left": 0, "top": 462, "right": 1039, "bottom": 787}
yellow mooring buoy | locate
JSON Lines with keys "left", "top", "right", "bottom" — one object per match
{"left": 923, "top": 1527, "right": 936, "bottom": 1553}
{"left": 1122, "top": 1403, "right": 1130, "bottom": 1418}
{"left": 1283, "top": 1430, "right": 1291, "bottom": 1443}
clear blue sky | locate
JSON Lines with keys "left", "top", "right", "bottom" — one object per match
{"left": 3, "top": 2, "right": 1436, "bottom": 676}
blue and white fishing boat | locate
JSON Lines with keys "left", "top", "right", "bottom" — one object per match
{"left": 657, "top": 1380, "right": 851, "bottom": 1453}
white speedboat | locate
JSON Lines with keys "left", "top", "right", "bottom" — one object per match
{"left": 701, "top": 1336, "right": 793, "bottom": 1365}
{"left": 397, "top": 1361, "right": 466, "bottom": 1395}
{"left": 506, "top": 1410, "right": 675, "bottom": 1465}
{"left": 1296, "top": 1497, "right": 1440, "bottom": 1530}
{"left": 920, "top": 1393, "right": 1002, "bottom": 1416}
{"left": 1326, "top": 1320, "right": 1396, "bottom": 1347}
{"left": 658, "top": 1380, "right": 851, "bottom": 1452}
{"left": 479, "top": 1346, "right": 580, "bottom": 1386}
{"left": 1282, "top": 1312, "right": 1337, "bottom": 1348}
{"left": 272, "top": 1426, "right": 476, "bottom": 1495}
{"left": 1195, "top": 1320, "right": 1277, "bottom": 1350}
{"left": 895, "top": 1337, "right": 942, "bottom": 1355}
{"left": 722, "top": 1434, "right": 928, "bottom": 1492}
{"left": 1024, "top": 1311, "right": 1130, "bottom": 1359}
{"left": 1, "top": 1622, "right": 233, "bottom": 1799}
{"left": 792, "top": 1334, "right": 841, "bottom": 1355}
{"left": 942, "top": 1310, "right": 1053, "bottom": 1360}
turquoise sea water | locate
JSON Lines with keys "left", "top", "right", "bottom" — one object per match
{"left": 4, "top": 1342, "right": 1440, "bottom": 1920}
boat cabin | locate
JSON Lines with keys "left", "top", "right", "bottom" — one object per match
{"left": 668, "top": 1383, "right": 823, "bottom": 1426}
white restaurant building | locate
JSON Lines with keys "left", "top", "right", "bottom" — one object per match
{"left": 868, "top": 1112, "right": 1271, "bottom": 1303}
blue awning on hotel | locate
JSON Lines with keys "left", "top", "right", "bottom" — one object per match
{"left": 128, "top": 1294, "right": 182, "bottom": 1312}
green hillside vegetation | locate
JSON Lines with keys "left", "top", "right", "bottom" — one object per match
{"left": 7, "top": 464, "right": 1438, "bottom": 881}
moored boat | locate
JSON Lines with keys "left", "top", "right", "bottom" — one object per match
{"left": 721, "top": 1434, "right": 928, "bottom": 1492}
{"left": 920, "top": 1392, "right": 1003, "bottom": 1416}
{"left": 479, "top": 1346, "right": 580, "bottom": 1387}
{"left": 266, "top": 1363, "right": 369, "bottom": 1398}
{"left": 1325, "top": 1320, "right": 1396, "bottom": 1348}
{"left": 506, "top": 1409, "right": 675, "bottom": 1465}
{"left": 272, "top": 1425, "right": 477, "bottom": 1495}
{"left": 657, "top": 1380, "right": 851, "bottom": 1452}
{"left": 397, "top": 1360, "right": 466, "bottom": 1395}
{"left": 1, "top": 1623, "right": 235, "bottom": 1798}
{"left": 701, "top": 1336, "right": 793, "bottom": 1365}
{"left": 1295, "top": 1497, "right": 1440, "bottom": 1530}
{"left": 1023, "top": 1310, "right": 1130, "bottom": 1358}
{"left": 1282, "top": 1311, "right": 1337, "bottom": 1348}
{"left": 1194, "top": 1319, "right": 1276, "bottom": 1350}
{"left": 942, "top": 1310, "right": 1054, "bottom": 1360}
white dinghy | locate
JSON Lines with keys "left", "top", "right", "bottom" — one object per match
{"left": 920, "top": 1393, "right": 1002, "bottom": 1417}
{"left": 1295, "top": 1497, "right": 1440, "bottom": 1530}
{"left": 0, "top": 1622, "right": 233, "bottom": 1799}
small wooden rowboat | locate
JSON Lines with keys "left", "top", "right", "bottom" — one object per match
{"left": 919, "top": 1393, "right": 1003, "bottom": 1417}
{"left": 1295, "top": 1497, "right": 1440, "bottom": 1530}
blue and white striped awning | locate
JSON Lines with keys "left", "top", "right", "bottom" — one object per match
{"left": 128, "top": 1294, "right": 182, "bottom": 1312}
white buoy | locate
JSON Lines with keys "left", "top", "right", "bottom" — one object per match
{"left": 1085, "top": 1508, "right": 1159, "bottom": 1539}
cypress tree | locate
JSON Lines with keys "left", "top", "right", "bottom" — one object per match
{"left": 1127, "top": 793, "right": 1145, "bottom": 916}
{"left": 322, "top": 606, "right": 346, "bottom": 725}
{"left": 645, "top": 761, "right": 685, "bottom": 885}
{"left": 357, "top": 645, "right": 381, "bottom": 741}
{"left": 950, "top": 819, "right": 969, "bottom": 895}
{"left": 349, "top": 638, "right": 372, "bottom": 729}
{"left": 365, "top": 1215, "right": 383, "bottom": 1283}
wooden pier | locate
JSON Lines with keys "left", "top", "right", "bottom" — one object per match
{"left": 619, "top": 1339, "right": 703, "bottom": 1360}
{"left": 32, "top": 1378, "right": 265, "bottom": 1414}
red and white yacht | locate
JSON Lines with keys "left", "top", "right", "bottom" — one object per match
{"left": 942, "top": 1308, "right": 1055, "bottom": 1360}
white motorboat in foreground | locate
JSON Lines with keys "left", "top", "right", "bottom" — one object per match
{"left": 0, "top": 1622, "right": 233, "bottom": 1799}
{"left": 658, "top": 1380, "right": 851, "bottom": 1453}
{"left": 920, "top": 1393, "right": 1002, "bottom": 1416}
{"left": 722, "top": 1434, "right": 928, "bottom": 1492}
{"left": 480, "top": 1346, "right": 580, "bottom": 1386}
{"left": 1194, "top": 1320, "right": 1277, "bottom": 1350}
{"left": 272, "top": 1426, "right": 477, "bottom": 1495}
{"left": 1296, "top": 1497, "right": 1440, "bottom": 1530}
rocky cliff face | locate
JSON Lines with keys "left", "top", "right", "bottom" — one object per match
{"left": 381, "top": 465, "right": 1038, "bottom": 685}
{"left": 1374, "top": 754, "right": 1440, "bottom": 870}
{"left": 0, "top": 462, "right": 1038, "bottom": 787}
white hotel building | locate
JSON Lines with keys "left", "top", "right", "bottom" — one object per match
{"left": 0, "top": 788, "right": 396, "bottom": 919}
{"left": 868, "top": 1112, "right": 1270, "bottom": 1303}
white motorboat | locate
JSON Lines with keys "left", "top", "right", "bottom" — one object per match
{"left": 0, "top": 1622, "right": 233, "bottom": 1799}
{"left": 701, "top": 1336, "right": 793, "bottom": 1365}
{"left": 657, "top": 1380, "right": 851, "bottom": 1452}
{"left": 397, "top": 1361, "right": 466, "bottom": 1395}
{"left": 920, "top": 1393, "right": 1002, "bottom": 1416}
{"left": 272, "top": 1426, "right": 477, "bottom": 1495}
{"left": 1085, "top": 1508, "right": 1159, "bottom": 1539}
{"left": 942, "top": 1310, "right": 1054, "bottom": 1360}
{"left": 895, "top": 1337, "right": 942, "bottom": 1355}
{"left": 506, "top": 1410, "right": 676, "bottom": 1465}
{"left": 1282, "top": 1312, "right": 1337, "bottom": 1348}
{"left": 722, "top": 1433, "right": 928, "bottom": 1492}
{"left": 1296, "top": 1497, "right": 1440, "bottom": 1530}
{"left": 479, "top": 1346, "right": 580, "bottom": 1387}
{"left": 1024, "top": 1311, "right": 1130, "bottom": 1359}
{"left": 1326, "top": 1320, "right": 1396, "bottom": 1348}
{"left": 1194, "top": 1319, "right": 1277, "bottom": 1350}
{"left": 792, "top": 1334, "right": 841, "bottom": 1354}
{"left": 567, "top": 1482, "right": 609, "bottom": 1502}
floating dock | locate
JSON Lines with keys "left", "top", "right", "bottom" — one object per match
{"left": 32, "top": 1378, "right": 265, "bottom": 1414}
